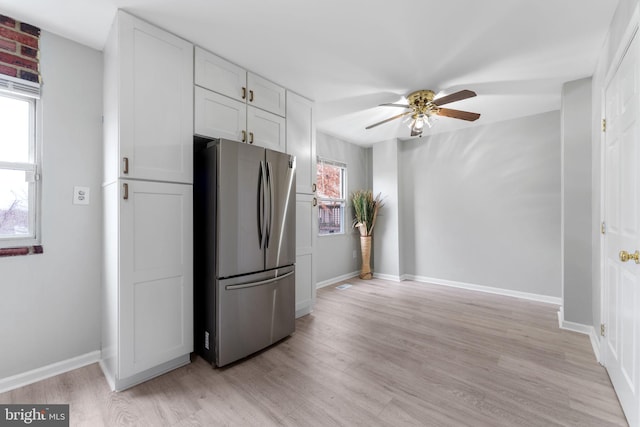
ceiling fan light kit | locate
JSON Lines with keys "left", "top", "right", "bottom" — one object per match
{"left": 365, "top": 89, "right": 481, "bottom": 137}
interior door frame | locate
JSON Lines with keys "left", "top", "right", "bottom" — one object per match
{"left": 600, "top": 5, "right": 640, "bottom": 367}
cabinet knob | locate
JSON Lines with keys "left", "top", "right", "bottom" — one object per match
{"left": 249, "top": 89, "right": 254, "bottom": 102}
{"left": 249, "top": 132, "right": 254, "bottom": 144}
{"left": 242, "top": 130, "right": 247, "bottom": 143}
{"left": 312, "top": 197, "right": 317, "bottom": 207}
{"left": 312, "top": 183, "right": 316, "bottom": 192}
{"left": 123, "top": 157, "right": 129, "bottom": 174}
{"left": 123, "top": 183, "right": 129, "bottom": 200}
{"left": 242, "top": 87, "right": 246, "bottom": 100}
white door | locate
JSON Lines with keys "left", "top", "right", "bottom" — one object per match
{"left": 295, "top": 194, "right": 317, "bottom": 317}
{"left": 247, "top": 106, "right": 286, "bottom": 152}
{"left": 119, "top": 12, "right": 193, "bottom": 183}
{"left": 119, "top": 180, "right": 193, "bottom": 378}
{"left": 247, "top": 72, "right": 286, "bottom": 116}
{"left": 286, "top": 92, "right": 317, "bottom": 195}
{"left": 194, "top": 47, "right": 247, "bottom": 102}
{"left": 194, "top": 87, "right": 247, "bottom": 142}
{"left": 603, "top": 29, "right": 640, "bottom": 427}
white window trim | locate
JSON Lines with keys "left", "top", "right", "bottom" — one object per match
{"left": 0, "top": 90, "right": 41, "bottom": 249}
{"left": 317, "top": 157, "right": 347, "bottom": 237}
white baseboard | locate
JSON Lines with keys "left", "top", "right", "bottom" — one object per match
{"left": 557, "top": 308, "right": 601, "bottom": 363}
{"left": 404, "top": 275, "right": 563, "bottom": 305}
{"left": 316, "top": 271, "right": 359, "bottom": 289}
{"left": 589, "top": 327, "right": 602, "bottom": 364}
{"left": 0, "top": 350, "right": 101, "bottom": 394}
{"left": 373, "top": 273, "right": 402, "bottom": 282}
{"left": 103, "top": 354, "right": 190, "bottom": 392}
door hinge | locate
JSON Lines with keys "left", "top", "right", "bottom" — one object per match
{"left": 601, "top": 323, "right": 606, "bottom": 337}
{"left": 601, "top": 221, "right": 606, "bottom": 235}
{"left": 602, "top": 118, "right": 607, "bottom": 132}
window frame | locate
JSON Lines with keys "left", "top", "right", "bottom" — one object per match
{"left": 0, "top": 90, "right": 41, "bottom": 249}
{"left": 316, "top": 157, "right": 347, "bottom": 237}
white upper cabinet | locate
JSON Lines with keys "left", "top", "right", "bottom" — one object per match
{"left": 247, "top": 106, "right": 286, "bottom": 152}
{"left": 108, "top": 12, "right": 193, "bottom": 184}
{"left": 194, "top": 47, "right": 286, "bottom": 117}
{"left": 286, "top": 92, "right": 316, "bottom": 194}
{"left": 194, "top": 87, "right": 247, "bottom": 142}
{"left": 247, "top": 73, "right": 286, "bottom": 117}
{"left": 194, "top": 47, "right": 245, "bottom": 103}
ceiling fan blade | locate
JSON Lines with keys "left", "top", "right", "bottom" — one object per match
{"left": 365, "top": 111, "right": 413, "bottom": 129}
{"left": 379, "top": 103, "right": 411, "bottom": 108}
{"left": 436, "top": 108, "right": 481, "bottom": 121}
{"left": 433, "top": 90, "right": 477, "bottom": 106}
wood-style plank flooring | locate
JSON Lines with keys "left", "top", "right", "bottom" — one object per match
{"left": 0, "top": 278, "right": 628, "bottom": 426}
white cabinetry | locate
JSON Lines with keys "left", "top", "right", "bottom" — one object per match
{"left": 103, "top": 181, "right": 193, "bottom": 388}
{"left": 102, "top": 10, "right": 194, "bottom": 391}
{"left": 247, "top": 106, "right": 286, "bottom": 152}
{"left": 286, "top": 92, "right": 317, "bottom": 317}
{"left": 247, "top": 73, "right": 286, "bottom": 117}
{"left": 286, "top": 92, "right": 316, "bottom": 195}
{"left": 295, "top": 194, "right": 317, "bottom": 317}
{"left": 104, "top": 12, "right": 193, "bottom": 184}
{"left": 194, "top": 87, "right": 246, "bottom": 142}
{"left": 194, "top": 47, "right": 286, "bottom": 152}
{"left": 195, "top": 47, "right": 286, "bottom": 116}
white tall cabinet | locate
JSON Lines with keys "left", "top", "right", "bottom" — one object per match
{"left": 101, "top": 11, "right": 194, "bottom": 391}
{"left": 286, "top": 92, "right": 317, "bottom": 317}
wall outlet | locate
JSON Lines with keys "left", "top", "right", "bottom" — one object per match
{"left": 73, "top": 186, "right": 90, "bottom": 205}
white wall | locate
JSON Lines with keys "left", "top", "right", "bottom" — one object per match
{"left": 0, "top": 32, "right": 103, "bottom": 379}
{"left": 399, "top": 111, "right": 562, "bottom": 297}
{"left": 372, "top": 139, "right": 403, "bottom": 279}
{"left": 561, "top": 78, "right": 592, "bottom": 324}
{"left": 315, "top": 132, "right": 371, "bottom": 284}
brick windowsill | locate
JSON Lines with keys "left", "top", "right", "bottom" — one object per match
{"left": 0, "top": 245, "right": 43, "bottom": 257}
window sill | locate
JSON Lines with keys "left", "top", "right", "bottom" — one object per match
{"left": 318, "top": 232, "right": 346, "bottom": 238}
{"left": 0, "top": 245, "right": 43, "bottom": 257}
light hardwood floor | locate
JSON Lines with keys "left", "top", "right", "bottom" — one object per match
{"left": 0, "top": 278, "right": 628, "bottom": 426}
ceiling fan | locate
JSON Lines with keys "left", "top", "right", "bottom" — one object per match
{"left": 365, "top": 89, "right": 481, "bottom": 137}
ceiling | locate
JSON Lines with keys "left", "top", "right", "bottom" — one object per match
{"left": 0, "top": 0, "right": 619, "bottom": 145}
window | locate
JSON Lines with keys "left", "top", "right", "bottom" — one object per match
{"left": 0, "top": 91, "right": 39, "bottom": 248}
{"left": 317, "top": 158, "right": 346, "bottom": 235}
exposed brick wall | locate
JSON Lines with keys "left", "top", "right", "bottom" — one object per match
{"left": 0, "top": 14, "right": 40, "bottom": 83}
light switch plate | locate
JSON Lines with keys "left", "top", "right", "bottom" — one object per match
{"left": 73, "top": 186, "right": 90, "bottom": 205}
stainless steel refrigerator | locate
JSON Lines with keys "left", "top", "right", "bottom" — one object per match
{"left": 194, "top": 138, "right": 296, "bottom": 367}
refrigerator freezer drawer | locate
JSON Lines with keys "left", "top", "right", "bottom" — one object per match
{"left": 215, "top": 268, "right": 295, "bottom": 366}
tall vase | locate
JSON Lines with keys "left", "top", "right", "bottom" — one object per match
{"left": 359, "top": 235, "right": 373, "bottom": 279}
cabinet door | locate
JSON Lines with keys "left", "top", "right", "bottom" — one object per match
{"left": 195, "top": 87, "right": 247, "bottom": 142}
{"left": 286, "top": 92, "right": 316, "bottom": 194}
{"left": 119, "top": 12, "right": 193, "bottom": 183}
{"left": 119, "top": 180, "right": 193, "bottom": 378}
{"left": 194, "top": 47, "right": 246, "bottom": 103}
{"left": 248, "top": 73, "right": 286, "bottom": 117}
{"left": 295, "top": 194, "right": 316, "bottom": 317}
{"left": 248, "top": 106, "right": 286, "bottom": 152}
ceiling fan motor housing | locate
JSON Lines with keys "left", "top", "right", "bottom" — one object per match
{"left": 407, "top": 90, "right": 438, "bottom": 116}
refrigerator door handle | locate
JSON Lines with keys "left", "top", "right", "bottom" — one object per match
{"left": 266, "top": 161, "right": 274, "bottom": 248}
{"left": 225, "top": 270, "right": 295, "bottom": 290}
{"left": 258, "top": 161, "right": 267, "bottom": 249}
